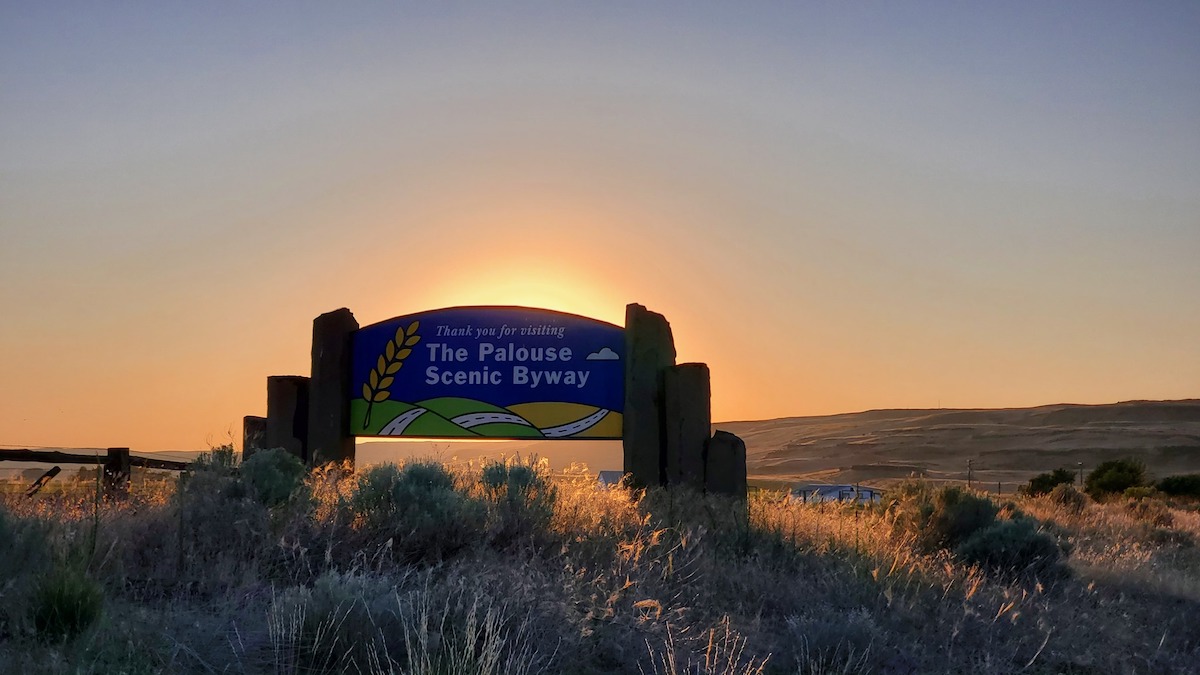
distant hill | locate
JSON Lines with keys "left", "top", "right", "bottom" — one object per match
{"left": 8, "top": 401, "right": 1196, "bottom": 492}
{"left": 716, "top": 399, "right": 1200, "bottom": 490}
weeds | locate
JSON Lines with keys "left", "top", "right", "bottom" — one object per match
{"left": 30, "top": 565, "right": 104, "bottom": 641}
{"left": 3, "top": 463, "right": 1200, "bottom": 673}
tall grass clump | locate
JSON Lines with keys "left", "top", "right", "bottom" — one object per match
{"left": 643, "top": 618, "right": 769, "bottom": 675}
{"left": 390, "top": 578, "right": 544, "bottom": 675}
{"left": 262, "top": 569, "right": 546, "bottom": 675}
{"left": 349, "top": 461, "right": 486, "bottom": 563}
{"left": 265, "top": 570, "right": 403, "bottom": 672}
{"left": 0, "top": 506, "right": 50, "bottom": 637}
{"left": 30, "top": 565, "right": 103, "bottom": 641}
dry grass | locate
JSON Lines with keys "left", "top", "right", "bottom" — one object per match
{"left": 2, "top": 460, "right": 1200, "bottom": 674}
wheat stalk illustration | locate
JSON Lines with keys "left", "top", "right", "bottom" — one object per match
{"left": 362, "top": 320, "right": 421, "bottom": 428}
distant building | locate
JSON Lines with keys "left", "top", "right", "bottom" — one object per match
{"left": 597, "top": 470, "right": 626, "bottom": 488}
{"left": 789, "top": 483, "right": 884, "bottom": 505}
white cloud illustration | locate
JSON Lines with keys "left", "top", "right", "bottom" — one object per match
{"left": 586, "top": 347, "right": 620, "bottom": 361}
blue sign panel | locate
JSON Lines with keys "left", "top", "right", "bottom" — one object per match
{"left": 350, "top": 306, "right": 624, "bottom": 439}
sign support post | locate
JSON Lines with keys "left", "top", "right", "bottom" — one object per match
{"left": 309, "top": 308, "right": 359, "bottom": 466}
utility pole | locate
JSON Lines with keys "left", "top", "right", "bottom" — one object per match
{"left": 967, "top": 459, "right": 973, "bottom": 490}
{"left": 1077, "top": 462, "right": 1084, "bottom": 487}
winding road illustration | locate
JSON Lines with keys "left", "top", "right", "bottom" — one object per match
{"left": 451, "top": 412, "right": 533, "bottom": 429}
{"left": 377, "top": 405, "right": 612, "bottom": 438}
{"left": 379, "top": 408, "right": 428, "bottom": 435}
{"left": 539, "top": 408, "right": 611, "bottom": 438}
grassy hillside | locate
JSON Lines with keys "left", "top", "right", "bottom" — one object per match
{"left": 719, "top": 399, "right": 1200, "bottom": 491}
{"left": 2, "top": 452, "right": 1200, "bottom": 674}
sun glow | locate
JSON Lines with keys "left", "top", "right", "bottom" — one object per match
{"left": 417, "top": 258, "right": 628, "bottom": 326}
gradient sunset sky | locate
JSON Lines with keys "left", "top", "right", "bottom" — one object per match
{"left": 2, "top": 2, "right": 1197, "bottom": 451}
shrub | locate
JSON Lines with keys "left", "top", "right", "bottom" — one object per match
{"left": 953, "top": 518, "right": 1063, "bottom": 578}
{"left": 351, "top": 462, "right": 403, "bottom": 518}
{"left": 242, "top": 448, "right": 308, "bottom": 507}
{"left": 1124, "top": 490, "right": 1173, "bottom": 527}
{"left": 1085, "top": 459, "right": 1149, "bottom": 499}
{"left": 1123, "top": 486, "right": 1158, "bottom": 500}
{"left": 890, "top": 484, "right": 998, "bottom": 552}
{"left": 1156, "top": 474, "right": 1200, "bottom": 499}
{"left": 480, "top": 459, "right": 557, "bottom": 547}
{"left": 1047, "top": 484, "right": 1088, "bottom": 514}
{"left": 1025, "top": 468, "right": 1077, "bottom": 496}
{"left": 193, "top": 443, "right": 238, "bottom": 472}
{"left": 888, "top": 481, "right": 1066, "bottom": 577}
{"left": 349, "top": 461, "right": 486, "bottom": 562}
{"left": 177, "top": 464, "right": 271, "bottom": 587}
{"left": 31, "top": 566, "right": 103, "bottom": 641}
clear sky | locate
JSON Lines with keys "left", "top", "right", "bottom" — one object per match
{"left": 2, "top": 2, "right": 1197, "bottom": 451}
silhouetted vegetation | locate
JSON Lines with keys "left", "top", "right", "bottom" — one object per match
{"left": 1085, "top": 458, "right": 1150, "bottom": 498}
{"left": 3, "top": 455, "right": 1200, "bottom": 674}
{"left": 1024, "top": 467, "right": 1077, "bottom": 496}
{"left": 1156, "top": 473, "right": 1200, "bottom": 499}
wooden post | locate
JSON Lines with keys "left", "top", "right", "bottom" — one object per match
{"left": 266, "top": 376, "right": 310, "bottom": 462}
{"left": 242, "top": 415, "right": 267, "bottom": 460}
{"left": 308, "top": 308, "right": 359, "bottom": 467}
{"left": 664, "top": 363, "right": 711, "bottom": 490}
{"left": 103, "top": 447, "right": 131, "bottom": 498}
{"left": 706, "top": 431, "right": 747, "bottom": 498}
{"left": 623, "top": 304, "right": 676, "bottom": 489}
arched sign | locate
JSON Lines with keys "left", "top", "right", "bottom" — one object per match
{"left": 350, "top": 307, "right": 624, "bottom": 439}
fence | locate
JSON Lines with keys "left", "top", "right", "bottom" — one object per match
{"left": 0, "top": 447, "right": 189, "bottom": 497}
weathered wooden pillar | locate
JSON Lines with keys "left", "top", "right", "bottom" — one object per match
{"left": 103, "top": 447, "right": 131, "bottom": 498}
{"left": 266, "top": 376, "right": 310, "bottom": 462}
{"left": 308, "top": 308, "right": 359, "bottom": 466}
{"left": 705, "top": 430, "right": 747, "bottom": 498}
{"left": 664, "top": 363, "right": 711, "bottom": 490}
{"left": 623, "top": 304, "right": 676, "bottom": 488}
{"left": 242, "top": 415, "right": 267, "bottom": 460}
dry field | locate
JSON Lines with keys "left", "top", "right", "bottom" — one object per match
{"left": 2, "top": 448, "right": 1199, "bottom": 675}
{"left": 722, "top": 400, "right": 1200, "bottom": 492}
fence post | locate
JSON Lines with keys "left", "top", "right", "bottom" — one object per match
{"left": 24, "top": 466, "right": 62, "bottom": 498}
{"left": 103, "top": 447, "right": 131, "bottom": 498}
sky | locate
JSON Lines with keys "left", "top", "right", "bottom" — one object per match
{"left": 2, "top": 2, "right": 1198, "bottom": 452}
